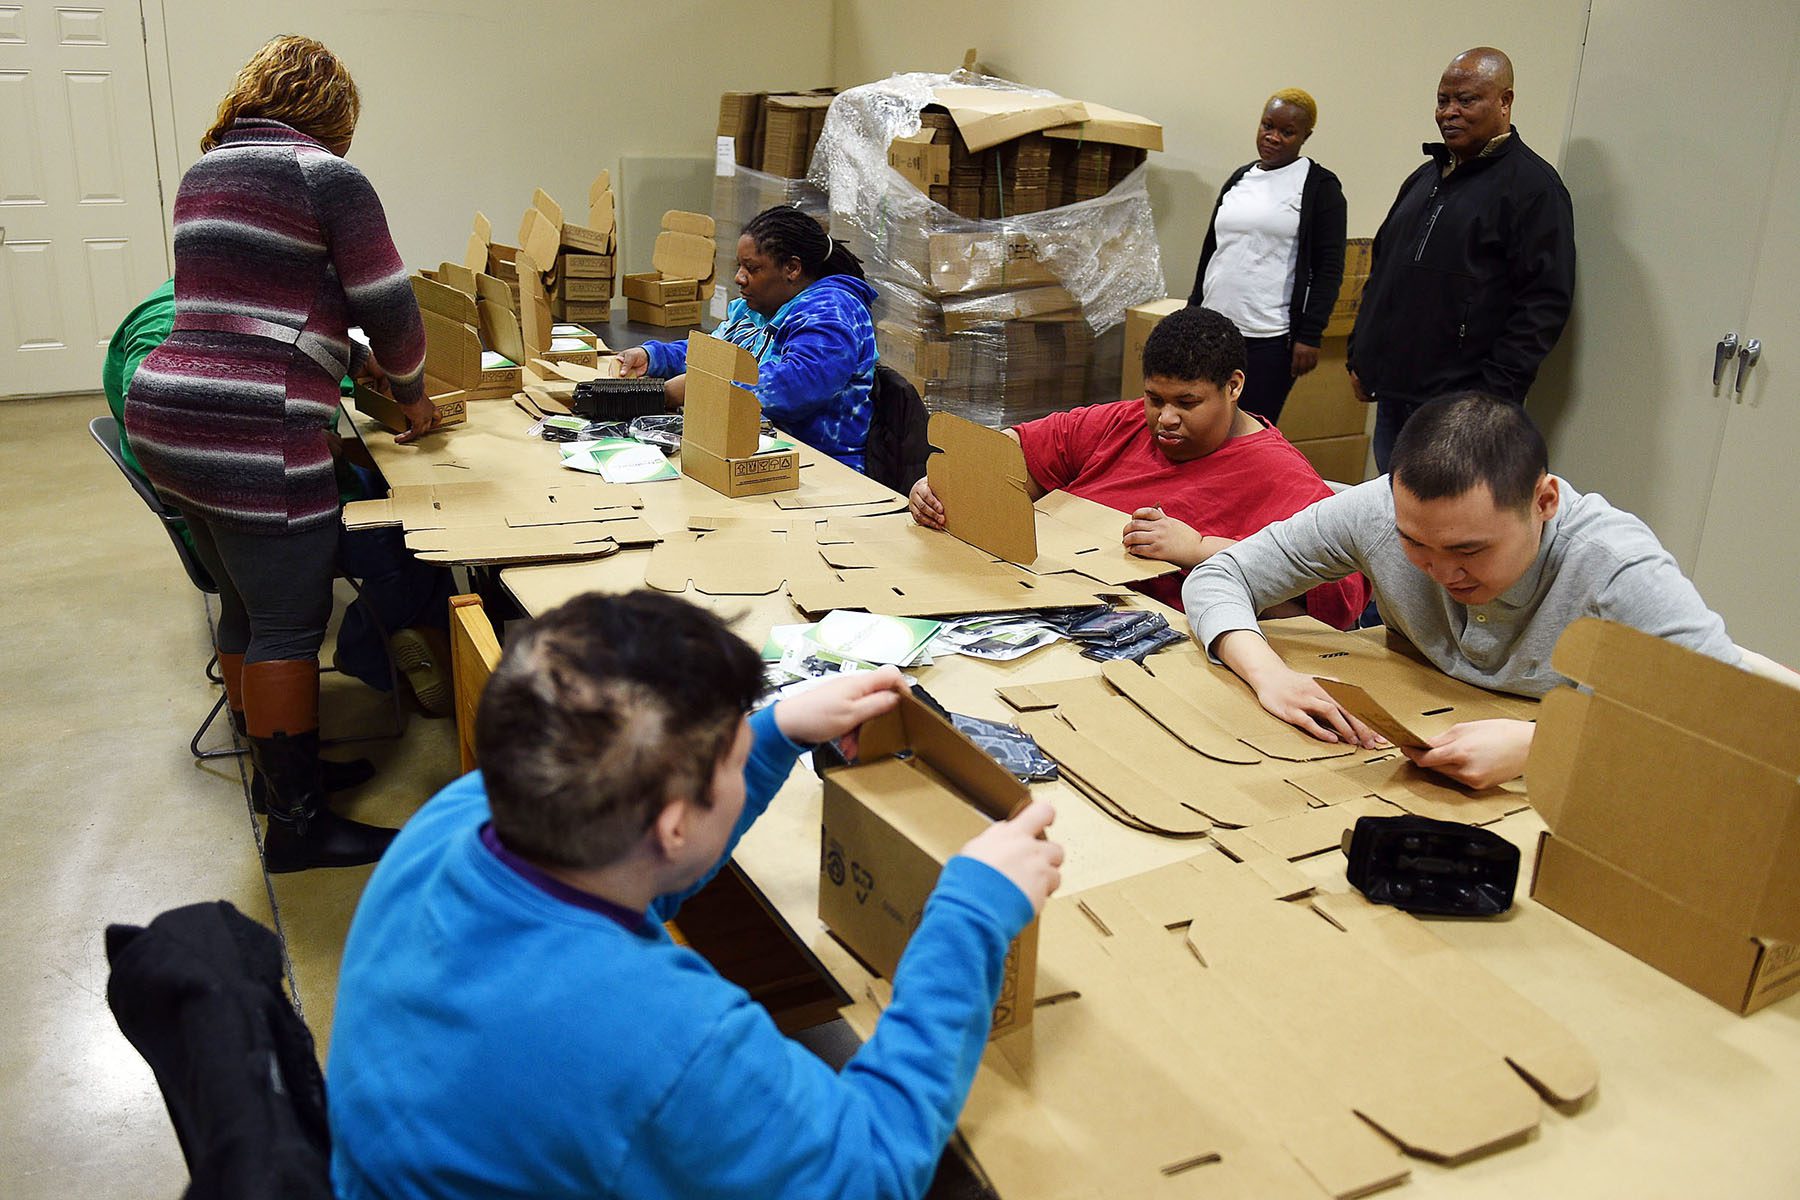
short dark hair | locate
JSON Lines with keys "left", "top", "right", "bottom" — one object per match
{"left": 1141, "top": 305, "right": 1246, "bottom": 389}
{"left": 742, "top": 204, "right": 865, "bottom": 281}
{"left": 1389, "top": 392, "right": 1548, "bottom": 510}
{"left": 476, "top": 591, "right": 766, "bottom": 870}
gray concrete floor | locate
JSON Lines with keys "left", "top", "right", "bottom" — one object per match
{"left": 0, "top": 394, "right": 458, "bottom": 1196}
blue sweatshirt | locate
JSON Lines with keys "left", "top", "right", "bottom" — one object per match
{"left": 327, "top": 705, "right": 1033, "bottom": 1200}
{"left": 645, "top": 274, "right": 878, "bottom": 471}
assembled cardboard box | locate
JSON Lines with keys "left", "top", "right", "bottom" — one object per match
{"left": 626, "top": 297, "right": 704, "bottom": 328}
{"left": 1529, "top": 618, "right": 1800, "bottom": 1015}
{"left": 348, "top": 380, "right": 467, "bottom": 434}
{"left": 678, "top": 332, "right": 799, "bottom": 497}
{"left": 1120, "top": 297, "right": 1185, "bottom": 401}
{"left": 820, "top": 691, "right": 1039, "bottom": 1036}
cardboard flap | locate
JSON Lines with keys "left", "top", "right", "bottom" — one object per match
{"left": 436, "top": 261, "right": 478, "bottom": 296}
{"left": 1042, "top": 102, "right": 1165, "bottom": 151}
{"left": 462, "top": 211, "right": 492, "bottom": 274}
{"left": 685, "top": 330, "right": 760, "bottom": 385}
{"left": 930, "top": 85, "right": 1090, "bottom": 153}
{"left": 653, "top": 230, "right": 718, "bottom": 282}
{"left": 1551, "top": 619, "right": 1800, "bottom": 774}
{"left": 854, "top": 693, "right": 1030, "bottom": 820}
{"left": 587, "top": 170, "right": 611, "bottom": 211}
{"left": 530, "top": 187, "right": 563, "bottom": 229}
{"left": 587, "top": 186, "right": 616, "bottom": 240}
{"left": 518, "top": 265, "right": 553, "bottom": 364}
{"left": 518, "top": 207, "right": 560, "bottom": 276}
{"left": 662, "top": 209, "right": 716, "bottom": 237}
{"left": 1098, "top": 660, "right": 1260, "bottom": 764}
{"left": 888, "top": 130, "right": 951, "bottom": 189}
{"left": 1314, "top": 680, "right": 1432, "bottom": 752}
{"left": 412, "top": 274, "right": 478, "bottom": 325}
{"left": 925, "top": 412, "right": 1037, "bottom": 563}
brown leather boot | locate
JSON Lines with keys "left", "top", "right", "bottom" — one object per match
{"left": 224, "top": 650, "right": 374, "bottom": 810}
{"left": 243, "top": 660, "right": 398, "bottom": 873}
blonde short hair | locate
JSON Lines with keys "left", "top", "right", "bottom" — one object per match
{"left": 201, "top": 35, "right": 360, "bottom": 154}
{"left": 1266, "top": 88, "right": 1318, "bottom": 130}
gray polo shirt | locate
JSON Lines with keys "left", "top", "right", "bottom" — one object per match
{"left": 1182, "top": 475, "right": 1739, "bottom": 697}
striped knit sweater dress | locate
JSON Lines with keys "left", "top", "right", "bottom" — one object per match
{"left": 125, "top": 118, "right": 426, "bottom": 535}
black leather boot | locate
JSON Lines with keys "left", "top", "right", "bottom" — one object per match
{"left": 253, "top": 728, "right": 399, "bottom": 874}
{"left": 227, "top": 674, "right": 375, "bottom": 812}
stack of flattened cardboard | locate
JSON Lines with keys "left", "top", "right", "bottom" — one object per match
{"left": 850, "top": 851, "right": 1596, "bottom": 1198}
{"left": 340, "top": 479, "right": 659, "bottom": 565}
{"left": 709, "top": 93, "right": 832, "bottom": 322}
{"left": 1124, "top": 237, "right": 1377, "bottom": 484}
{"left": 1529, "top": 618, "right": 1800, "bottom": 1015}
{"left": 995, "top": 620, "right": 1537, "bottom": 849}
{"left": 516, "top": 176, "right": 618, "bottom": 324}
{"left": 623, "top": 212, "right": 717, "bottom": 328}
{"left": 758, "top": 92, "right": 837, "bottom": 178}
{"left": 844, "top": 80, "right": 1163, "bottom": 426}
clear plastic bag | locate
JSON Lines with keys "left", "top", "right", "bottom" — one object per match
{"left": 807, "top": 70, "right": 1167, "bottom": 425}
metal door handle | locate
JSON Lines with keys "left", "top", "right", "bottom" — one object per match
{"left": 1734, "top": 339, "right": 1761, "bottom": 399}
{"left": 1714, "top": 332, "right": 1738, "bottom": 386}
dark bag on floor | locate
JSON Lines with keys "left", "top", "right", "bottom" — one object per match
{"left": 105, "top": 901, "right": 332, "bottom": 1200}
{"left": 864, "top": 362, "right": 931, "bottom": 495}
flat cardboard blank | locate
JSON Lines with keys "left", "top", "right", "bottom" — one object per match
{"left": 925, "top": 412, "right": 1037, "bottom": 563}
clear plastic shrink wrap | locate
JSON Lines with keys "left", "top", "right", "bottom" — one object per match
{"left": 708, "top": 165, "right": 828, "bottom": 323}
{"left": 809, "top": 70, "right": 1166, "bottom": 426}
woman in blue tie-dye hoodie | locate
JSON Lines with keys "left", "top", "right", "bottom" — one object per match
{"left": 624, "top": 205, "right": 879, "bottom": 471}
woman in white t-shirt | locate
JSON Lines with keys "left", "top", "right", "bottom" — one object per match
{"left": 1188, "top": 89, "right": 1347, "bottom": 423}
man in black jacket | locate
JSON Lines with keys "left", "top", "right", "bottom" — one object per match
{"left": 1348, "top": 47, "right": 1576, "bottom": 471}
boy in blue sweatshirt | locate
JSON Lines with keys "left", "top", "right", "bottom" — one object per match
{"left": 327, "top": 590, "right": 1062, "bottom": 1199}
{"left": 621, "top": 204, "right": 878, "bottom": 471}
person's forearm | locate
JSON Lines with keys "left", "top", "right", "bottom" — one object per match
{"left": 1212, "top": 628, "right": 1291, "bottom": 687}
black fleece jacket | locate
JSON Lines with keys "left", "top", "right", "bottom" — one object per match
{"left": 1347, "top": 127, "right": 1575, "bottom": 405}
{"left": 1189, "top": 159, "right": 1347, "bottom": 346}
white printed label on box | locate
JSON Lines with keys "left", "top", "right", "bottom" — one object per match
{"left": 711, "top": 290, "right": 728, "bottom": 321}
{"left": 715, "top": 137, "right": 737, "bottom": 178}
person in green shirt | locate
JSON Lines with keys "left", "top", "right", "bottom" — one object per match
{"left": 101, "top": 278, "right": 185, "bottom": 540}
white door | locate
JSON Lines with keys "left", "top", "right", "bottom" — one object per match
{"left": 0, "top": 1, "right": 168, "bottom": 398}
{"left": 1531, "top": 0, "right": 1800, "bottom": 570}
{"left": 1692, "top": 61, "right": 1800, "bottom": 664}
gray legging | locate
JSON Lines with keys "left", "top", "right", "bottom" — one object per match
{"left": 184, "top": 514, "right": 338, "bottom": 664}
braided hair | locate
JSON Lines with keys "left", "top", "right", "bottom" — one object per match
{"left": 741, "top": 205, "right": 865, "bottom": 281}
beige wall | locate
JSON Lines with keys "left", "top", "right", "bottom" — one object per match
{"left": 148, "top": 0, "right": 834, "bottom": 275}
{"left": 832, "top": 1, "right": 1590, "bottom": 297}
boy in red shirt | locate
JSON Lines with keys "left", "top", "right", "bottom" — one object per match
{"left": 909, "top": 305, "right": 1367, "bottom": 627}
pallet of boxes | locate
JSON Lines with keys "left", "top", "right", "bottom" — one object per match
{"left": 709, "top": 90, "right": 834, "bottom": 323}
{"left": 515, "top": 175, "right": 618, "bottom": 327}
{"left": 622, "top": 211, "right": 718, "bottom": 328}
{"left": 815, "top": 70, "right": 1167, "bottom": 428}
{"left": 1119, "top": 238, "right": 1375, "bottom": 485}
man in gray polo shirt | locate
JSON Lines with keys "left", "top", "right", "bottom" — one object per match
{"left": 1183, "top": 393, "right": 1736, "bottom": 789}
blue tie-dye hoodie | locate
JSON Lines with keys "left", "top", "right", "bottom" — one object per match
{"left": 642, "top": 274, "right": 878, "bottom": 471}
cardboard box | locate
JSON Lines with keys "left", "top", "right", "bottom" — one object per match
{"left": 875, "top": 320, "right": 949, "bottom": 383}
{"left": 1277, "top": 336, "right": 1369, "bottom": 443}
{"left": 626, "top": 297, "right": 703, "bottom": 328}
{"left": 411, "top": 273, "right": 522, "bottom": 400}
{"left": 1291, "top": 433, "right": 1370, "bottom": 486}
{"left": 552, "top": 298, "right": 613, "bottom": 323}
{"left": 820, "top": 691, "right": 1037, "bottom": 1035}
{"left": 928, "top": 231, "right": 1061, "bottom": 295}
{"left": 718, "top": 91, "right": 765, "bottom": 167}
{"left": 557, "top": 252, "right": 614, "bottom": 279}
{"left": 348, "top": 380, "right": 467, "bottom": 434}
{"left": 1529, "top": 618, "right": 1800, "bottom": 1015}
{"left": 623, "top": 273, "right": 699, "bottom": 305}
{"left": 555, "top": 276, "right": 614, "bottom": 303}
{"left": 1120, "top": 297, "right": 1186, "bottom": 400}
{"left": 888, "top": 129, "right": 950, "bottom": 191}
{"left": 679, "top": 332, "right": 799, "bottom": 496}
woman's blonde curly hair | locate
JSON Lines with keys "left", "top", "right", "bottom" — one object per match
{"left": 201, "top": 35, "right": 359, "bottom": 154}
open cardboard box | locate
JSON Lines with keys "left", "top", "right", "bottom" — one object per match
{"left": 1528, "top": 618, "right": 1800, "bottom": 1014}
{"left": 411, "top": 271, "right": 523, "bottom": 401}
{"left": 678, "top": 332, "right": 799, "bottom": 497}
{"left": 820, "top": 691, "right": 1038, "bottom": 1036}
{"left": 347, "top": 380, "right": 466, "bottom": 435}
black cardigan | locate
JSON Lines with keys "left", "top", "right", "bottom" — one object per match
{"left": 1188, "top": 159, "right": 1348, "bottom": 346}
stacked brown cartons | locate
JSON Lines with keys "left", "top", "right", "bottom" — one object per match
{"left": 516, "top": 175, "right": 618, "bottom": 325}
{"left": 622, "top": 211, "right": 717, "bottom": 328}
{"left": 844, "top": 88, "right": 1159, "bottom": 427}
{"left": 759, "top": 93, "right": 836, "bottom": 178}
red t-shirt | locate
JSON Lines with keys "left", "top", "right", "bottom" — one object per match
{"left": 1015, "top": 399, "right": 1368, "bottom": 626}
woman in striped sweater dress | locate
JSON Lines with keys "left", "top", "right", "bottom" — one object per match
{"left": 125, "top": 36, "right": 435, "bottom": 872}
